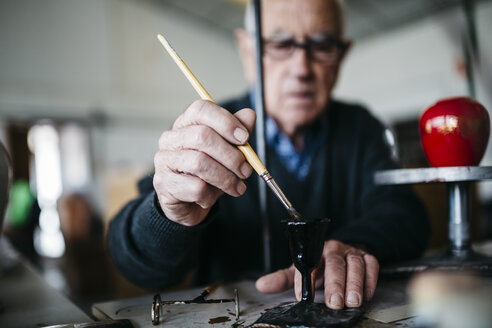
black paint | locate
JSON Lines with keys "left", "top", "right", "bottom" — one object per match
{"left": 253, "top": 301, "right": 364, "bottom": 328}
{"left": 252, "top": 218, "right": 364, "bottom": 327}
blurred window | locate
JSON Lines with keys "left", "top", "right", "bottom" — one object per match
{"left": 27, "top": 121, "right": 92, "bottom": 259}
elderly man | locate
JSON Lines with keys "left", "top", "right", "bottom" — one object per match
{"left": 108, "top": 0, "right": 429, "bottom": 310}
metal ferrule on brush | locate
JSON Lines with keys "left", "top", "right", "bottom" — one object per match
{"left": 260, "top": 171, "right": 301, "bottom": 219}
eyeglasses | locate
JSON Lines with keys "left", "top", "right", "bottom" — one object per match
{"left": 263, "top": 37, "right": 347, "bottom": 63}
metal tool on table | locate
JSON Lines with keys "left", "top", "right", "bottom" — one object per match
{"left": 151, "top": 284, "right": 240, "bottom": 325}
{"left": 156, "top": 34, "right": 302, "bottom": 221}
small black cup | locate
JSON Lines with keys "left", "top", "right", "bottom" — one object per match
{"left": 283, "top": 218, "right": 330, "bottom": 302}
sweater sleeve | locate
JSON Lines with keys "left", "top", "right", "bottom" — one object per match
{"left": 107, "top": 175, "right": 216, "bottom": 290}
{"left": 329, "top": 109, "right": 430, "bottom": 264}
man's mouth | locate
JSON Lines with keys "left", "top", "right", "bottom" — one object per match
{"left": 287, "top": 91, "right": 315, "bottom": 102}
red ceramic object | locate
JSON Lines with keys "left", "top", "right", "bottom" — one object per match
{"left": 419, "top": 97, "right": 490, "bottom": 167}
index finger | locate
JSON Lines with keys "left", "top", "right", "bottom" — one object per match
{"left": 344, "top": 253, "right": 365, "bottom": 308}
{"left": 323, "top": 254, "right": 347, "bottom": 310}
{"left": 174, "top": 100, "right": 251, "bottom": 145}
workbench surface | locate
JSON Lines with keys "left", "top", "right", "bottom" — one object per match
{"left": 0, "top": 257, "right": 92, "bottom": 328}
{"left": 93, "top": 278, "right": 417, "bottom": 327}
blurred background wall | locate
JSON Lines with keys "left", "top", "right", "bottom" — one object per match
{"left": 1, "top": 0, "right": 491, "bottom": 307}
{"left": 0, "top": 0, "right": 248, "bottom": 220}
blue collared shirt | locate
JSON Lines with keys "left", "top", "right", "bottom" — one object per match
{"left": 265, "top": 117, "right": 325, "bottom": 181}
{"left": 250, "top": 91, "right": 326, "bottom": 181}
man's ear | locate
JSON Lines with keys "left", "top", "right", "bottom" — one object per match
{"left": 235, "top": 28, "right": 256, "bottom": 85}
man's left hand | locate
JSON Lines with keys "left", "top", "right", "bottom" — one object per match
{"left": 255, "top": 240, "right": 379, "bottom": 309}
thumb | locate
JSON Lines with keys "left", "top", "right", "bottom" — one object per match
{"left": 234, "top": 108, "right": 256, "bottom": 134}
{"left": 255, "top": 265, "right": 296, "bottom": 294}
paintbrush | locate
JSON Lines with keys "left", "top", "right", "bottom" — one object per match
{"left": 157, "top": 34, "right": 302, "bottom": 220}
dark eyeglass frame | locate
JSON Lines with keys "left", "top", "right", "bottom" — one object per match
{"left": 262, "top": 37, "right": 348, "bottom": 63}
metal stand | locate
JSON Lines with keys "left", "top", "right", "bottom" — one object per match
{"left": 252, "top": 0, "right": 272, "bottom": 274}
{"left": 449, "top": 182, "right": 471, "bottom": 255}
{"left": 374, "top": 166, "right": 492, "bottom": 276}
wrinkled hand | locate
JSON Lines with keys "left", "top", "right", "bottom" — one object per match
{"left": 153, "top": 100, "right": 256, "bottom": 226}
{"left": 256, "top": 240, "right": 379, "bottom": 309}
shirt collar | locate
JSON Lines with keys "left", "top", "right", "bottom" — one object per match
{"left": 248, "top": 89, "right": 327, "bottom": 180}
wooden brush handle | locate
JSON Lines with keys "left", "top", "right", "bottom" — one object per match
{"left": 158, "top": 34, "right": 268, "bottom": 176}
{"left": 238, "top": 144, "right": 267, "bottom": 175}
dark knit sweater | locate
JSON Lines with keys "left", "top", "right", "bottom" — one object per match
{"left": 107, "top": 95, "right": 429, "bottom": 290}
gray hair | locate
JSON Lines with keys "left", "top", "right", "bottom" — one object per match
{"left": 243, "top": 0, "right": 345, "bottom": 36}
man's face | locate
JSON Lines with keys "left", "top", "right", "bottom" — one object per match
{"left": 238, "top": 0, "right": 346, "bottom": 136}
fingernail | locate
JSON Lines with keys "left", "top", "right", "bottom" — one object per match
{"left": 234, "top": 128, "right": 248, "bottom": 143}
{"left": 237, "top": 181, "right": 246, "bottom": 195}
{"left": 347, "top": 291, "right": 360, "bottom": 305}
{"left": 240, "top": 162, "right": 252, "bottom": 178}
{"left": 330, "top": 293, "right": 344, "bottom": 308}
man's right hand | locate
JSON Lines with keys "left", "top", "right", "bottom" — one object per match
{"left": 153, "top": 100, "right": 256, "bottom": 226}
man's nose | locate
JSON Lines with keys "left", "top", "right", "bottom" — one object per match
{"left": 289, "top": 47, "right": 313, "bottom": 78}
